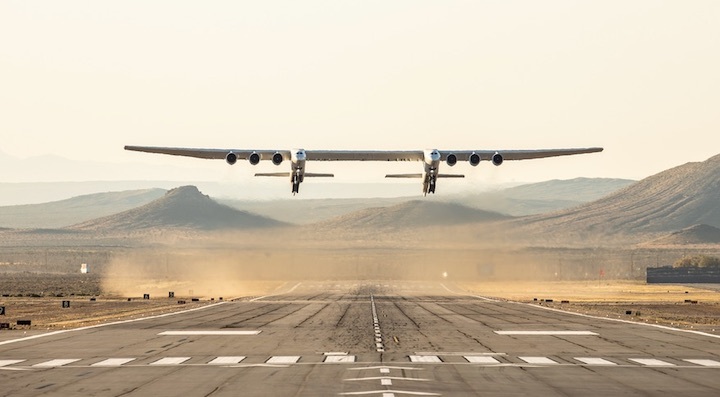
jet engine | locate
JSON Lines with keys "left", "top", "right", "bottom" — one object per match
{"left": 469, "top": 152, "right": 481, "bottom": 166}
{"left": 492, "top": 152, "right": 504, "bottom": 166}
{"left": 249, "top": 152, "right": 261, "bottom": 165}
{"left": 446, "top": 153, "right": 457, "bottom": 166}
{"left": 225, "top": 152, "right": 238, "bottom": 165}
{"left": 272, "top": 152, "right": 283, "bottom": 165}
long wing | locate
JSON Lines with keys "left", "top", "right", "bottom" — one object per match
{"left": 124, "top": 146, "right": 291, "bottom": 160}
{"left": 125, "top": 146, "right": 602, "bottom": 162}
{"left": 439, "top": 148, "right": 603, "bottom": 161}
{"left": 306, "top": 150, "right": 423, "bottom": 161}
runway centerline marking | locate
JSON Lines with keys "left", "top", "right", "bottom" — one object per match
{"left": 495, "top": 331, "right": 598, "bottom": 336}
{"left": 158, "top": 330, "right": 261, "bottom": 336}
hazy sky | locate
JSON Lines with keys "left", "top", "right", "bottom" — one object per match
{"left": 2, "top": 1, "right": 719, "bottom": 188}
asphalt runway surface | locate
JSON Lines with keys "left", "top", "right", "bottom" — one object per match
{"left": 1, "top": 281, "right": 719, "bottom": 396}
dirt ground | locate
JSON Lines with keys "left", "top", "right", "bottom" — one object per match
{"left": 461, "top": 280, "right": 720, "bottom": 335}
{"left": 0, "top": 273, "right": 284, "bottom": 330}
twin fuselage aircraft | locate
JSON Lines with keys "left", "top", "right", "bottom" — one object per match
{"left": 124, "top": 146, "right": 603, "bottom": 195}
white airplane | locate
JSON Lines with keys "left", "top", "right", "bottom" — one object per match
{"left": 124, "top": 145, "right": 603, "bottom": 195}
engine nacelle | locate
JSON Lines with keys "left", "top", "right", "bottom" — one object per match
{"left": 469, "top": 152, "right": 481, "bottom": 166}
{"left": 225, "top": 152, "right": 238, "bottom": 165}
{"left": 492, "top": 152, "right": 504, "bottom": 166}
{"left": 249, "top": 152, "right": 261, "bottom": 165}
{"left": 272, "top": 152, "right": 283, "bottom": 165}
{"left": 446, "top": 153, "right": 457, "bottom": 167}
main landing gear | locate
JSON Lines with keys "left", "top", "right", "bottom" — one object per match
{"left": 292, "top": 174, "right": 301, "bottom": 195}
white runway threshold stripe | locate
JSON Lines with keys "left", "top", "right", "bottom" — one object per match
{"left": 33, "top": 359, "right": 81, "bottom": 368}
{"left": 684, "top": 359, "right": 720, "bottom": 367}
{"left": 266, "top": 356, "right": 300, "bottom": 364}
{"left": 208, "top": 356, "right": 246, "bottom": 365}
{"left": 495, "top": 331, "right": 598, "bottom": 336}
{"left": 150, "top": 357, "right": 191, "bottom": 366}
{"left": 158, "top": 330, "right": 261, "bottom": 336}
{"left": 575, "top": 357, "right": 617, "bottom": 366}
{"left": 409, "top": 355, "right": 442, "bottom": 363}
{"left": 464, "top": 356, "right": 500, "bottom": 364}
{"left": 0, "top": 360, "right": 26, "bottom": 367}
{"left": 91, "top": 358, "right": 136, "bottom": 367}
{"left": 629, "top": 358, "right": 675, "bottom": 367}
{"left": 519, "top": 357, "right": 558, "bottom": 365}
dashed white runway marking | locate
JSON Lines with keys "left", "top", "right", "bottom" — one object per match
{"left": 325, "top": 355, "right": 356, "bottom": 363}
{"left": 150, "top": 357, "right": 191, "bottom": 365}
{"left": 464, "top": 356, "right": 500, "bottom": 364}
{"left": 409, "top": 355, "right": 442, "bottom": 363}
{"left": 495, "top": 331, "right": 598, "bottom": 336}
{"left": 381, "top": 378, "right": 392, "bottom": 386}
{"left": 575, "top": 357, "right": 616, "bottom": 366}
{"left": 208, "top": 356, "right": 246, "bottom": 365}
{"left": 33, "top": 359, "right": 81, "bottom": 368}
{"left": 629, "top": 358, "right": 675, "bottom": 367}
{"left": 0, "top": 359, "right": 25, "bottom": 367}
{"left": 92, "top": 358, "right": 136, "bottom": 367}
{"left": 519, "top": 356, "right": 558, "bottom": 365}
{"left": 266, "top": 356, "right": 300, "bottom": 364}
{"left": 158, "top": 330, "right": 261, "bottom": 336}
{"left": 684, "top": 359, "right": 720, "bottom": 367}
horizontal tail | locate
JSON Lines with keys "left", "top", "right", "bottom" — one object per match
{"left": 385, "top": 174, "right": 464, "bottom": 178}
{"left": 304, "top": 173, "right": 334, "bottom": 177}
{"left": 255, "top": 172, "right": 290, "bottom": 177}
{"left": 385, "top": 173, "right": 422, "bottom": 178}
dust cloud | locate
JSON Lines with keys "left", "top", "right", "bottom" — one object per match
{"left": 98, "top": 225, "right": 666, "bottom": 298}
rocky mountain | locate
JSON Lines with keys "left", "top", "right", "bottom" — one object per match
{"left": 70, "top": 186, "right": 284, "bottom": 231}
{"left": 0, "top": 189, "right": 167, "bottom": 228}
{"left": 517, "top": 154, "right": 720, "bottom": 237}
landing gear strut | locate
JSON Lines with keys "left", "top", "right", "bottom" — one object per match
{"left": 291, "top": 174, "right": 300, "bottom": 194}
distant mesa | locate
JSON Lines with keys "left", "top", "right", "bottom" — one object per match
{"left": 517, "top": 153, "right": 720, "bottom": 237}
{"left": 319, "top": 200, "right": 511, "bottom": 229}
{"left": 645, "top": 224, "right": 720, "bottom": 246}
{"left": 70, "top": 185, "right": 284, "bottom": 231}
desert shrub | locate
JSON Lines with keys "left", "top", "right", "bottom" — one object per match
{"left": 673, "top": 255, "right": 720, "bottom": 268}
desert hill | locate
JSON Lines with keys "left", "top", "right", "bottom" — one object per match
{"left": 0, "top": 189, "right": 166, "bottom": 228}
{"left": 70, "top": 186, "right": 284, "bottom": 231}
{"left": 644, "top": 224, "right": 720, "bottom": 246}
{"left": 318, "top": 200, "right": 511, "bottom": 229}
{"left": 223, "top": 178, "right": 632, "bottom": 224}
{"left": 517, "top": 154, "right": 720, "bottom": 237}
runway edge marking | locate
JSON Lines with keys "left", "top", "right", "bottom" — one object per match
{"left": 440, "top": 283, "right": 720, "bottom": 340}
{"left": 0, "top": 301, "right": 229, "bottom": 347}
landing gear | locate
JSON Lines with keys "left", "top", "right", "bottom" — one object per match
{"left": 291, "top": 174, "right": 300, "bottom": 194}
{"left": 428, "top": 181, "right": 436, "bottom": 194}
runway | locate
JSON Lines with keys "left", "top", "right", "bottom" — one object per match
{"left": 1, "top": 281, "right": 719, "bottom": 396}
